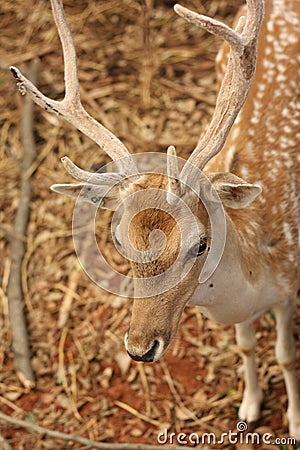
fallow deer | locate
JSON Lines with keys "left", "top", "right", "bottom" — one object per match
{"left": 10, "top": 0, "right": 300, "bottom": 441}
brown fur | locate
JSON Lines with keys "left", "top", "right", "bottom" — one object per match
{"left": 208, "top": 0, "right": 300, "bottom": 291}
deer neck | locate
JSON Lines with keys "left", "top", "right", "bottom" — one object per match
{"left": 190, "top": 207, "right": 269, "bottom": 324}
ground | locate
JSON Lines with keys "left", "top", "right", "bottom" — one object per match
{"left": 0, "top": 0, "right": 299, "bottom": 449}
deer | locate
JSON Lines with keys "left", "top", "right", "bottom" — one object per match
{"left": 10, "top": 0, "right": 300, "bottom": 442}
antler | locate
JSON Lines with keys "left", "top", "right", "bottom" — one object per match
{"left": 167, "top": 146, "right": 182, "bottom": 204}
{"left": 10, "top": 0, "right": 137, "bottom": 175}
{"left": 176, "top": 0, "right": 264, "bottom": 178}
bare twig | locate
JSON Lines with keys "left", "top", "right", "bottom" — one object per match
{"left": 137, "top": 363, "right": 152, "bottom": 416}
{"left": 0, "top": 433, "right": 13, "bottom": 450}
{"left": 0, "top": 411, "right": 192, "bottom": 449}
{"left": 57, "top": 326, "right": 81, "bottom": 420}
{"left": 115, "top": 400, "right": 160, "bottom": 427}
{"left": 160, "top": 359, "right": 197, "bottom": 421}
{"left": 6, "top": 59, "right": 40, "bottom": 388}
{"left": 58, "top": 264, "right": 82, "bottom": 328}
{"left": 141, "top": 0, "right": 154, "bottom": 106}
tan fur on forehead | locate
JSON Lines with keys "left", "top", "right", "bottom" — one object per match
{"left": 120, "top": 172, "right": 167, "bottom": 198}
{"left": 119, "top": 172, "right": 210, "bottom": 263}
{"left": 127, "top": 207, "right": 183, "bottom": 278}
{"left": 120, "top": 171, "right": 208, "bottom": 214}
{"left": 130, "top": 208, "right": 176, "bottom": 232}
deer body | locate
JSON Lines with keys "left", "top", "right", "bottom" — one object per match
{"left": 11, "top": 0, "right": 300, "bottom": 441}
{"left": 195, "top": 0, "right": 300, "bottom": 432}
{"left": 211, "top": 0, "right": 300, "bottom": 289}
{"left": 191, "top": 0, "right": 300, "bottom": 322}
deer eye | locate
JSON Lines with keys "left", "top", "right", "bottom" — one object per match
{"left": 189, "top": 236, "right": 207, "bottom": 257}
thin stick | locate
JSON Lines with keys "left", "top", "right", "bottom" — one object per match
{"left": 137, "top": 364, "right": 152, "bottom": 416}
{"left": 141, "top": 0, "right": 153, "bottom": 106}
{"left": 57, "top": 326, "right": 81, "bottom": 420}
{"left": 58, "top": 265, "right": 81, "bottom": 328}
{"left": 6, "top": 60, "right": 40, "bottom": 389}
{"left": 0, "top": 395, "right": 24, "bottom": 414}
{"left": 0, "top": 411, "right": 190, "bottom": 450}
{"left": 115, "top": 400, "right": 160, "bottom": 427}
{"left": 160, "top": 359, "right": 197, "bottom": 420}
{"left": 0, "top": 433, "right": 13, "bottom": 450}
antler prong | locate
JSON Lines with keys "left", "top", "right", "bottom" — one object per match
{"left": 61, "top": 156, "right": 123, "bottom": 185}
{"left": 174, "top": 4, "right": 244, "bottom": 54}
{"left": 50, "top": 0, "right": 79, "bottom": 103}
{"left": 10, "top": 0, "right": 137, "bottom": 175}
{"left": 175, "top": 0, "right": 264, "bottom": 177}
{"left": 167, "top": 146, "right": 182, "bottom": 204}
{"left": 10, "top": 66, "right": 61, "bottom": 113}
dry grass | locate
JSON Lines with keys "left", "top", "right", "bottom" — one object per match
{"left": 0, "top": 0, "right": 299, "bottom": 448}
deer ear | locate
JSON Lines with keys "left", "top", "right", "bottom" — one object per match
{"left": 50, "top": 183, "right": 121, "bottom": 211}
{"left": 210, "top": 173, "right": 262, "bottom": 209}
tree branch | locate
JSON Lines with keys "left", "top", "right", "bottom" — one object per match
{"left": 0, "top": 411, "right": 191, "bottom": 450}
{"left": 6, "top": 60, "right": 40, "bottom": 388}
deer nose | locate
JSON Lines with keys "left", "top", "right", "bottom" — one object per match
{"left": 127, "top": 339, "right": 159, "bottom": 362}
{"left": 124, "top": 334, "right": 164, "bottom": 362}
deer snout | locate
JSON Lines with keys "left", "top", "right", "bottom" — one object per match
{"left": 124, "top": 332, "right": 165, "bottom": 362}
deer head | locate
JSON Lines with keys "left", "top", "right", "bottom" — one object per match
{"left": 10, "top": 0, "right": 263, "bottom": 362}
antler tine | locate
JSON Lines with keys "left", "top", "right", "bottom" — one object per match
{"left": 175, "top": 0, "right": 264, "bottom": 177}
{"left": 166, "top": 146, "right": 182, "bottom": 204}
{"left": 10, "top": 0, "right": 137, "bottom": 175}
{"left": 174, "top": 4, "right": 244, "bottom": 55}
{"left": 50, "top": 0, "right": 79, "bottom": 104}
{"left": 61, "top": 156, "right": 124, "bottom": 185}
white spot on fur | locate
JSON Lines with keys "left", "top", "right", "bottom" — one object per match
{"left": 276, "top": 74, "right": 287, "bottom": 83}
{"left": 240, "top": 166, "right": 249, "bottom": 180}
{"left": 283, "top": 125, "right": 293, "bottom": 134}
{"left": 283, "top": 223, "right": 293, "bottom": 245}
